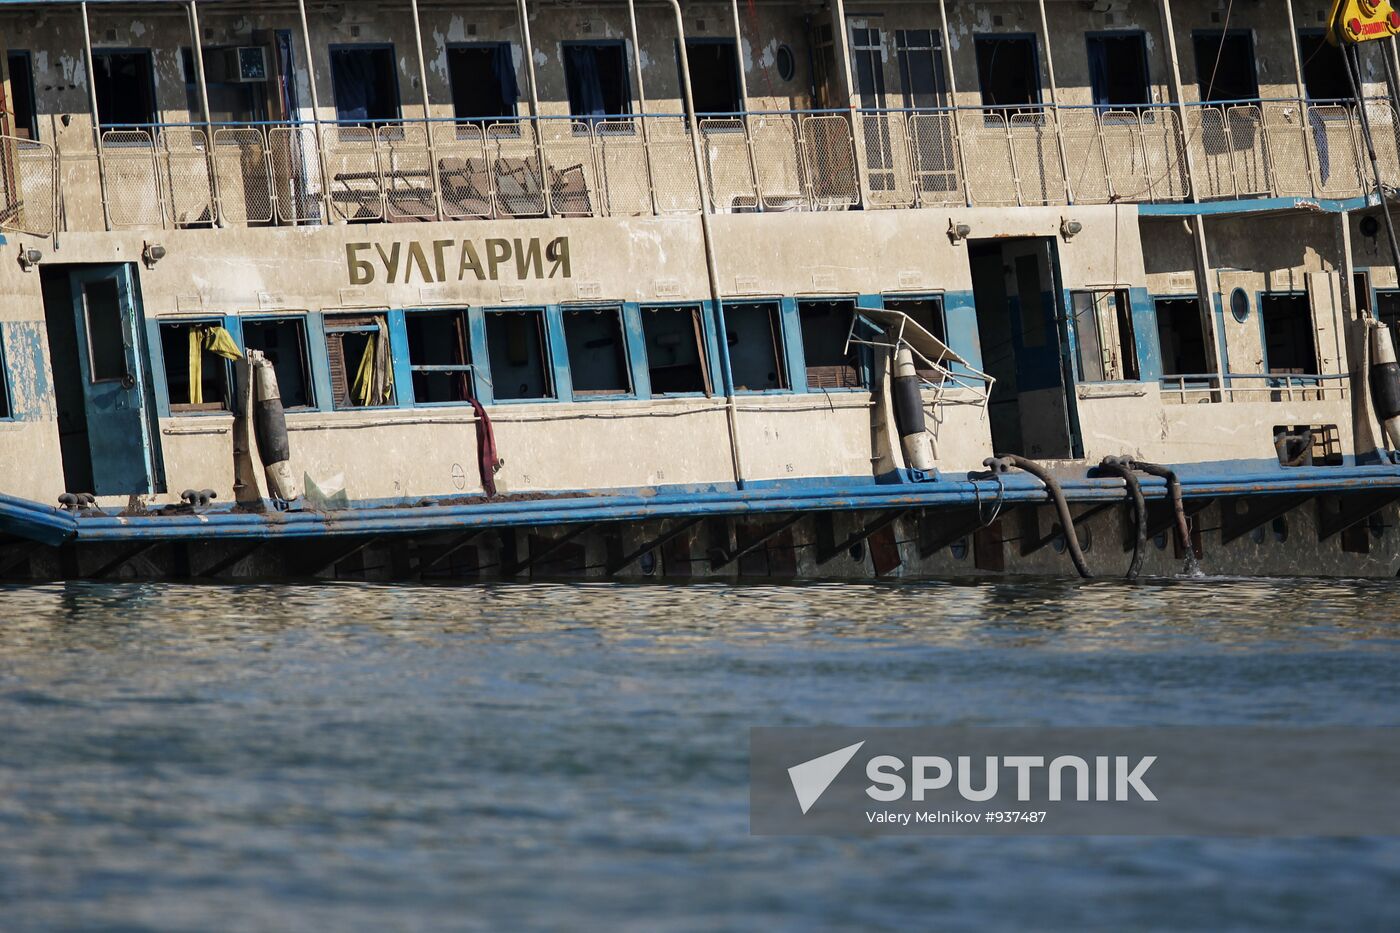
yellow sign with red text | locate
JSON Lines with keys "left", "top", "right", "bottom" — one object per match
{"left": 1329, "top": 0, "right": 1400, "bottom": 43}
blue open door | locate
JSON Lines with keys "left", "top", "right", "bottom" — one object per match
{"left": 67, "top": 264, "right": 161, "bottom": 495}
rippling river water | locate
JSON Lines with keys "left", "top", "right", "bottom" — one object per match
{"left": 0, "top": 579, "right": 1397, "bottom": 931}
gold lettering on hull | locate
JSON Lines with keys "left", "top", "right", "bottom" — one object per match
{"left": 346, "top": 236, "right": 572, "bottom": 285}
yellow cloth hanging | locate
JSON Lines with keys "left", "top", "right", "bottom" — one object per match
{"left": 351, "top": 323, "right": 394, "bottom": 406}
{"left": 187, "top": 325, "right": 242, "bottom": 405}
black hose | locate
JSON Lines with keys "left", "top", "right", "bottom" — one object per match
{"left": 984, "top": 454, "right": 1093, "bottom": 579}
{"left": 1096, "top": 456, "right": 1146, "bottom": 580}
{"left": 1130, "top": 460, "right": 1191, "bottom": 554}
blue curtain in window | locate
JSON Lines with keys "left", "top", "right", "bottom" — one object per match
{"left": 564, "top": 46, "right": 606, "bottom": 118}
{"left": 491, "top": 43, "right": 519, "bottom": 111}
{"left": 331, "top": 49, "right": 374, "bottom": 121}
{"left": 1087, "top": 38, "right": 1110, "bottom": 108}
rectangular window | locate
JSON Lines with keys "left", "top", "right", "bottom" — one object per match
{"left": 82, "top": 278, "right": 128, "bottom": 382}
{"left": 1086, "top": 33, "right": 1150, "bottom": 108}
{"left": 895, "top": 29, "right": 946, "bottom": 110}
{"left": 6, "top": 51, "right": 38, "bottom": 140}
{"left": 563, "top": 305, "right": 630, "bottom": 397}
{"left": 181, "top": 47, "right": 269, "bottom": 123}
{"left": 1298, "top": 30, "right": 1352, "bottom": 101}
{"left": 724, "top": 302, "right": 788, "bottom": 391}
{"left": 93, "top": 50, "right": 157, "bottom": 129}
{"left": 798, "top": 299, "right": 863, "bottom": 389}
{"left": 160, "top": 320, "right": 234, "bottom": 412}
{"left": 1071, "top": 289, "right": 1139, "bottom": 382}
{"left": 883, "top": 295, "right": 947, "bottom": 380}
{"left": 485, "top": 308, "right": 553, "bottom": 400}
{"left": 682, "top": 39, "right": 742, "bottom": 115}
{"left": 974, "top": 35, "right": 1041, "bottom": 113}
{"left": 1192, "top": 31, "right": 1258, "bottom": 102}
{"left": 1154, "top": 297, "right": 1210, "bottom": 377}
{"left": 0, "top": 330, "right": 12, "bottom": 419}
{"left": 1261, "top": 294, "right": 1319, "bottom": 375}
{"left": 1377, "top": 291, "right": 1400, "bottom": 348}
{"left": 563, "top": 42, "right": 630, "bottom": 121}
{"left": 325, "top": 313, "right": 395, "bottom": 408}
{"left": 447, "top": 43, "right": 518, "bottom": 120}
{"left": 406, "top": 309, "right": 473, "bottom": 404}
{"left": 242, "top": 317, "right": 313, "bottom": 409}
{"left": 330, "top": 45, "right": 400, "bottom": 124}
{"left": 851, "top": 27, "right": 887, "bottom": 109}
{"left": 642, "top": 305, "right": 710, "bottom": 395}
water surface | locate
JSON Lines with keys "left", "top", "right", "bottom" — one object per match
{"left": 0, "top": 579, "right": 1396, "bottom": 931}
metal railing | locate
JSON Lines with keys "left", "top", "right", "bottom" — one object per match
{"left": 1160, "top": 372, "right": 1351, "bottom": 405}
{"left": 6, "top": 97, "right": 1400, "bottom": 237}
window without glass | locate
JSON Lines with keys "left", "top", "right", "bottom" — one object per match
{"left": 486, "top": 309, "right": 553, "bottom": 400}
{"left": 895, "top": 29, "right": 947, "bottom": 110}
{"left": 93, "top": 50, "right": 157, "bottom": 129}
{"left": 563, "top": 305, "right": 630, "bottom": 397}
{"left": 1298, "top": 30, "right": 1352, "bottom": 101}
{"left": 6, "top": 51, "right": 38, "bottom": 139}
{"left": 1192, "top": 31, "right": 1258, "bottom": 102}
{"left": 975, "top": 35, "right": 1041, "bottom": 112}
{"left": 642, "top": 305, "right": 709, "bottom": 395}
{"left": 160, "top": 320, "right": 233, "bottom": 412}
{"left": 1071, "top": 290, "right": 1139, "bottom": 382}
{"left": 683, "top": 39, "right": 742, "bottom": 115}
{"left": 181, "top": 47, "right": 269, "bottom": 123}
{"left": 242, "top": 317, "right": 313, "bottom": 409}
{"left": 563, "top": 42, "right": 630, "bottom": 120}
{"left": 798, "top": 300, "right": 862, "bottom": 389}
{"left": 883, "top": 296, "right": 947, "bottom": 380}
{"left": 325, "top": 313, "right": 395, "bottom": 408}
{"left": 448, "top": 44, "right": 518, "bottom": 120}
{"left": 0, "top": 332, "right": 12, "bottom": 419}
{"left": 330, "top": 46, "right": 400, "bottom": 123}
{"left": 1154, "top": 297, "right": 1211, "bottom": 377}
{"left": 1377, "top": 291, "right": 1400, "bottom": 347}
{"left": 724, "top": 302, "right": 788, "bottom": 391}
{"left": 1086, "top": 33, "right": 1149, "bottom": 108}
{"left": 406, "top": 309, "right": 474, "bottom": 404}
{"left": 1261, "top": 294, "right": 1319, "bottom": 375}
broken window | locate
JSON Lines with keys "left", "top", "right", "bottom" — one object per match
{"left": 486, "top": 308, "right": 553, "bottom": 400}
{"left": 159, "top": 320, "right": 236, "bottom": 413}
{"left": 181, "top": 47, "right": 269, "bottom": 123}
{"left": 683, "top": 39, "right": 742, "bottom": 115}
{"left": 6, "top": 51, "right": 37, "bottom": 139}
{"left": 94, "top": 50, "right": 157, "bottom": 129}
{"left": 975, "top": 35, "right": 1041, "bottom": 113}
{"left": 1086, "top": 33, "right": 1150, "bottom": 108}
{"left": 0, "top": 330, "right": 12, "bottom": 419}
{"left": 895, "top": 29, "right": 947, "bottom": 110}
{"left": 1071, "top": 289, "right": 1139, "bottom": 382}
{"left": 1261, "top": 294, "right": 1319, "bottom": 375}
{"left": 798, "top": 300, "right": 863, "bottom": 389}
{"left": 563, "top": 305, "right": 630, "bottom": 397}
{"left": 242, "top": 317, "right": 313, "bottom": 409}
{"left": 448, "top": 44, "right": 518, "bottom": 120}
{"left": 642, "top": 304, "right": 710, "bottom": 395}
{"left": 563, "top": 42, "right": 630, "bottom": 121}
{"left": 1298, "top": 30, "right": 1352, "bottom": 101}
{"left": 330, "top": 45, "right": 400, "bottom": 124}
{"left": 882, "top": 296, "right": 947, "bottom": 380}
{"left": 325, "top": 313, "right": 395, "bottom": 408}
{"left": 724, "top": 301, "right": 788, "bottom": 391}
{"left": 1154, "top": 297, "right": 1211, "bottom": 377}
{"left": 406, "top": 309, "right": 474, "bottom": 404}
{"left": 1192, "top": 31, "right": 1258, "bottom": 102}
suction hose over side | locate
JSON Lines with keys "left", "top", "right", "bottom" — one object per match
{"left": 252, "top": 354, "right": 300, "bottom": 502}
{"left": 984, "top": 454, "right": 1093, "bottom": 579}
{"left": 1130, "top": 459, "right": 1190, "bottom": 553}
{"left": 1096, "top": 455, "right": 1147, "bottom": 580}
{"left": 1369, "top": 322, "right": 1400, "bottom": 454}
{"left": 893, "top": 347, "right": 934, "bottom": 471}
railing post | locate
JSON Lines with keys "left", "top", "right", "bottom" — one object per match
{"left": 515, "top": 0, "right": 549, "bottom": 217}
{"left": 295, "top": 0, "right": 333, "bottom": 225}
{"left": 1282, "top": 0, "right": 1318, "bottom": 198}
{"left": 79, "top": 1, "right": 111, "bottom": 231}
{"left": 187, "top": 0, "right": 216, "bottom": 225}
{"left": 936, "top": 0, "right": 971, "bottom": 207}
{"left": 408, "top": 0, "right": 442, "bottom": 221}
{"left": 829, "top": 0, "right": 868, "bottom": 207}
{"left": 1035, "top": 0, "right": 1073, "bottom": 204}
{"left": 624, "top": 0, "right": 658, "bottom": 215}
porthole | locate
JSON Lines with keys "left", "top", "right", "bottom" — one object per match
{"left": 950, "top": 537, "right": 969, "bottom": 560}
{"left": 849, "top": 540, "right": 865, "bottom": 562}
{"left": 1230, "top": 287, "right": 1250, "bottom": 323}
{"left": 1079, "top": 524, "right": 1093, "bottom": 553}
{"left": 1250, "top": 525, "right": 1266, "bottom": 545}
{"left": 1272, "top": 516, "right": 1289, "bottom": 543}
{"left": 1153, "top": 531, "right": 1168, "bottom": 550}
{"left": 775, "top": 44, "right": 796, "bottom": 82}
{"left": 639, "top": 550, "right": 657, "bottom": 575}
{"left": 1370, "top": 512, "right": 1387, "bottom": 539}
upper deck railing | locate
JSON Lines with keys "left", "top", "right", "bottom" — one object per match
{"left": 2, "top": 97, "right": 1396, "bottom": 237}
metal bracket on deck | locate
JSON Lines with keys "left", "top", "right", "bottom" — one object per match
{"left": 504, "top": 522, "right": 598, "bottom": 576}
{"left": 607, "top": 517, "right": 703, "bottom": 576}
{"left": 297, "top": 536, "right": 379, "bottom": 577}
{"left": 1314, "top": 491, "right": 1400, "bottom": 542}
{"left": 711, "top": 513, "right": 804, "bottom": 571}
{"left": 1219, "top": 495, "right": 1312, "bottom": 546}
{"left": 1142, "top": 497, "right": 1214, "bottom": 545}
{"left": 1020, "top": 502, "right": 1114, "bottom": 556}
{"left": 916, "top": 508, "right": 988, "bottom": 558}
{"left": 815, "top": 509, "right": 908, "bottom": 565}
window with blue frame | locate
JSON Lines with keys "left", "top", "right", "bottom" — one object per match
{"left": 883, "top": 295, "right": 948, "bottom": 379}
{"left": 798, "top": 299, "right": 863, "bottom": 389}
{"left": 242, "top": 316, "right": 314, "bottom": 409}
{"left": 1071, "top": 289, "right": 1139, "bottom": 382}
{"left": 724, "top": 302, "right": 788, "bottom": 392}
{"left": 158, "top": 319, "right": 234, "bottom": 413}
{"left": 325, "top": 312, "right": 395, "bottom": 408}
{"left": 485, "top": 308, "right": 553, "bottom": 400}
{"left": 641, "top": 304, "right": 710, "bottom": 395}
{"left": 562, "top": 304, "right": 630, "bottom": 397}
{"left": 406, "top": 309, "right": 474, "bottom": 404}
{"left": 0, "top": 329, "right": 11, "bottom": 419}
{"left": 563, "top": 42, "right": 630, "bottom": 121}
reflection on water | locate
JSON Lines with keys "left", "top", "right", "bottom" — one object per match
{"left": 0, "top": 580, "right": 1397, "bottom": 931}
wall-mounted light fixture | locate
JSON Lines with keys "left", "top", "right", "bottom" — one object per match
{"left": 17, "top": 245, "right": 42, "bottom": 272}
{"left": 142, "top": 241, "right": 167, "bottom": 268}
{"left": 1060, "top": 217, "right": 1083, "bottom": 241}
{"left": 947, "top": 220, "right": 972, "bottom": 244}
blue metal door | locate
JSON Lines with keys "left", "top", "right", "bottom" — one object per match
{"left": 67, "top": 264, "right": 160, "bottom": 495}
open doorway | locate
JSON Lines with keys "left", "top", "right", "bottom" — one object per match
{"left": 93, "top": 50, "right": 157, "bottom": 128}
{"left": 968, "top": 238, "right": 1077, "bottom": 459}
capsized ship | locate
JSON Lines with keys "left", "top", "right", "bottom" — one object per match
{"left": 3, "top": 0, "right": 1400, "bottom": 580}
